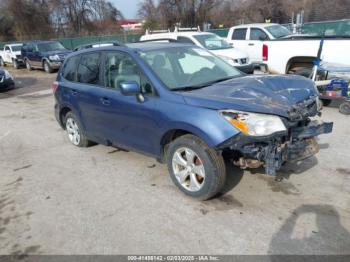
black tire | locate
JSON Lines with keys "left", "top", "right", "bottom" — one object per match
{"left": 13, "top": 59, "right": 19, "bottom": 69}
{"left": 339, "top": 102, "right": 350, "bottom": 115}
{"left": 166, "top": 134, "right": 226, "bottom": 200}
{"left": 25, "top": 60, "right": 32, "bottom": 71}
{"left": 64, "top": 112, "right": 91, "bottom": 147}
{"left": 0, "top": 57, "right": 5, "bottom": 67}
{"left": 321, "top": 99, "right": 332, "bottom": 107}
{"left": 44, "top": 60, "right": 53, "bottom": 73}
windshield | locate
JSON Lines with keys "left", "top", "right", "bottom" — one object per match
{"left": 266, "top": 25, "right": 291, "bottom": 38}
{"left": 139, "top": 46, "right": 241, "bottom": 90}
{"left": 11, "top": 45, "right": 22, "bottom": 52}
{"left": 38, "top": 42, "right": 66, "bottom": 52}
{"left": 193, "top": 34, "right": 232, "bottom": 50}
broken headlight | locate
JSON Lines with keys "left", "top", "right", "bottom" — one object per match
{"left": 220, "top": 110, "right": 286, "bottom": 136}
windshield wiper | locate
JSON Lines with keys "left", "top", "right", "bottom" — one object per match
{"left": 172, "top": 76, "right": 236, "bottom": 92}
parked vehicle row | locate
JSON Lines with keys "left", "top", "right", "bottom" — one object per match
{"left": 226, "top": 23, "right": 350, "bottom": 74}
{"left": 140, "top": 28, "right": 255, "bottom": 74}
{"left": 53, "top": 42, "right": 333, "bottom": 200}
{"left": 0, "top": 40, "right": 72, "bottom": 74}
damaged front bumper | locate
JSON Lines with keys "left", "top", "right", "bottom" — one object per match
{"left": 217, "top": 120, "right": 333, "bottom": 176}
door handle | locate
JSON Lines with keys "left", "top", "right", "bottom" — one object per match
{"left": 71, "top": 89, "right": 78, "bottom": 96}
{"left": 100, "top": 97, "right": 111, "bottom": 106}
{"left": 248, "top": 43, "right": 255, "bottom": 46}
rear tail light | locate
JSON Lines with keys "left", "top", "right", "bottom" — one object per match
{"left": 51, "top": 81, "right": 59, "bottom": 93}
{"left": 262, "top": 44, "right": 268, "bottom": 61}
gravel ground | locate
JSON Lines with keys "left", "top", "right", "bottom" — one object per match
{"left": 0, "top": 67, "right": 349, "bottom": 255}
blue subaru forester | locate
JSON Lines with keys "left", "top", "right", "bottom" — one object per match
{"left": 54, "top": 42, "right": 333, "bottom": 200}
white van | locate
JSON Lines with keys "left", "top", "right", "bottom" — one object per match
{"left": 140, "top": 29, "right": 254, "bottom": 74}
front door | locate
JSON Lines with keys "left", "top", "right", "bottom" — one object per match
{"left": 247, "top": 28, "right": 270, "bottom": 63}
{"left": 93, "top": 51, "right": 161, "bottom": 155}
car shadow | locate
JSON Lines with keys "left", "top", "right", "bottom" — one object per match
{"left": 269, "top": 204, "right": 350, "bottom": 255}
{"left": 218, "top": 159, "right": 244, "bottom": 196}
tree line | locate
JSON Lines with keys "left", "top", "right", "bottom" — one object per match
{"left": 0, "top": 0, "right": 123, "bottom": 41}
{"left": 1, "top": 0, "right": 349, "bottom": 42}
{"left": 138, "top": 0, "right": 350, "bottom": 30}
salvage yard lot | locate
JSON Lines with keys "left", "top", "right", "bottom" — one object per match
{"left": 0, "top": 67, "right": 350, "bottom": 255}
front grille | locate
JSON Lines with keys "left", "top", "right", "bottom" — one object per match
{"left": 240, "top": 58, "right": 247, "bottom": 65}
{"left": 58, "top": 54, "right": 65, "bottom": 60}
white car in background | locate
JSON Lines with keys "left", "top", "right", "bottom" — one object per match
{"left": 140, "top": 29, "right": 254, "bottom": 74}
{"left": 0, "top": 43, "right": 24, "bottom": 69}
{"left": 226, "top": 23, "right": 292, "bottom": 64}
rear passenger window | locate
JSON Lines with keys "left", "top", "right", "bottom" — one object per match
{"left": 62, "top": 56, "right": 80, "bottom": 82}
{"left": 232, "top": 29, "right": 247, "bottom": 40}
{"left": 77, "top": 53, "right": 101, "bottom": 85}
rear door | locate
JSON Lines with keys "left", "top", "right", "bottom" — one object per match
{"left": 229, "top": 28, "right": 248, "bottom": 54}
{"left": 247, "top": 27, "right": 270, "bottom": 63}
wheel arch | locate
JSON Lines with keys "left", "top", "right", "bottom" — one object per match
{"left": 285, "top": 56, "right": 316, "bottom": 74}
{"left": 59, "top": 106, "right": 73, "bottom": 128}
{"left": 159, "top": 125, "right": 218, "bottom": 163}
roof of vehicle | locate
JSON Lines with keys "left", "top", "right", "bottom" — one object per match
{"left": 127, "top": 42, "right": 195, "bottom": 51}
{"left": 23, "top": 40, "right": 61, "bottom": 44}
{"left": 5, "top": 43, "right": 23, "bottom": 47}
{"left": 70, "top": 42, "right": 194, "bottom": 56}
{"left": 142, "top": 31, "right": 216, "bottom": 39}
{"left": 231, "top": 23, "right": 279, "bottom": 29}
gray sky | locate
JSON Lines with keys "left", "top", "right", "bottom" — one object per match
{"left": 110, "top": 0, "right": 142, "bottom": 19}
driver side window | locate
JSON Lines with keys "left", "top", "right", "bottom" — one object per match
{"left": 104, "top": 51, "right": 155, "bottom": 95}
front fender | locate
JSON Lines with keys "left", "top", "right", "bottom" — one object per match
{"left": 161, "top": 105, "right": 240, "bottom": 148}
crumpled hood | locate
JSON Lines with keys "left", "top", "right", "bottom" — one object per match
{"left": 181, "top": 75, "right": 318, "bottom": 119}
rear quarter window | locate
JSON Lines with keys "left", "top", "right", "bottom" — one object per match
{"left": 62, "top": 56, "right": 80, "bottom": 82}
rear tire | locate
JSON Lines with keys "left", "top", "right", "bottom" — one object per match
{"left": 339, "top": 103, "right": 350, "bottom": 115}
{"left": 13, "top": 59, "right": 19, "bottom": 69}
{"left": 64, "top": 112, "right": 91, "bottom": 147}
{"left": 167, "top": 134, "right": 226, "bottom": 200}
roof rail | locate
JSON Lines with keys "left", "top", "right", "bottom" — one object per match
{"left": 73, "top": 41, "right": 124, "bottom": 51}
{"left": 145, "top": 29, "right": 171, "bottom": 35}
{"left": 174, "top": 26, "right": 201, "bottom": 32}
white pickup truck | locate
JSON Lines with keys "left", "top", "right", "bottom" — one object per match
{"left": 0, "top": 43, "right": 24, "bottom": 69}
{"left": 226, "top": 23, "right": 350, "bottom": 74}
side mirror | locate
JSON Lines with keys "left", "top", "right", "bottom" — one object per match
{"left": 120, "top": 81, "right": 141, "bottom": 96}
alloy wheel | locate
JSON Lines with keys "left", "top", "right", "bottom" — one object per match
{"left": 66, "top": 117, "right": 81, "bottom": 146}
{"left": 172, "top": 147, "right": 205, "bottom": 192}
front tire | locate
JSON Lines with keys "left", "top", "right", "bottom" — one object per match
{"left": 44, "top": 61, "right": 53, "bottom": 73}
{"left": 167, "top": 134, "right": 226, "bottom": 200}
{"left": 64, "top": 112, "right": 90, "bottom": 147}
